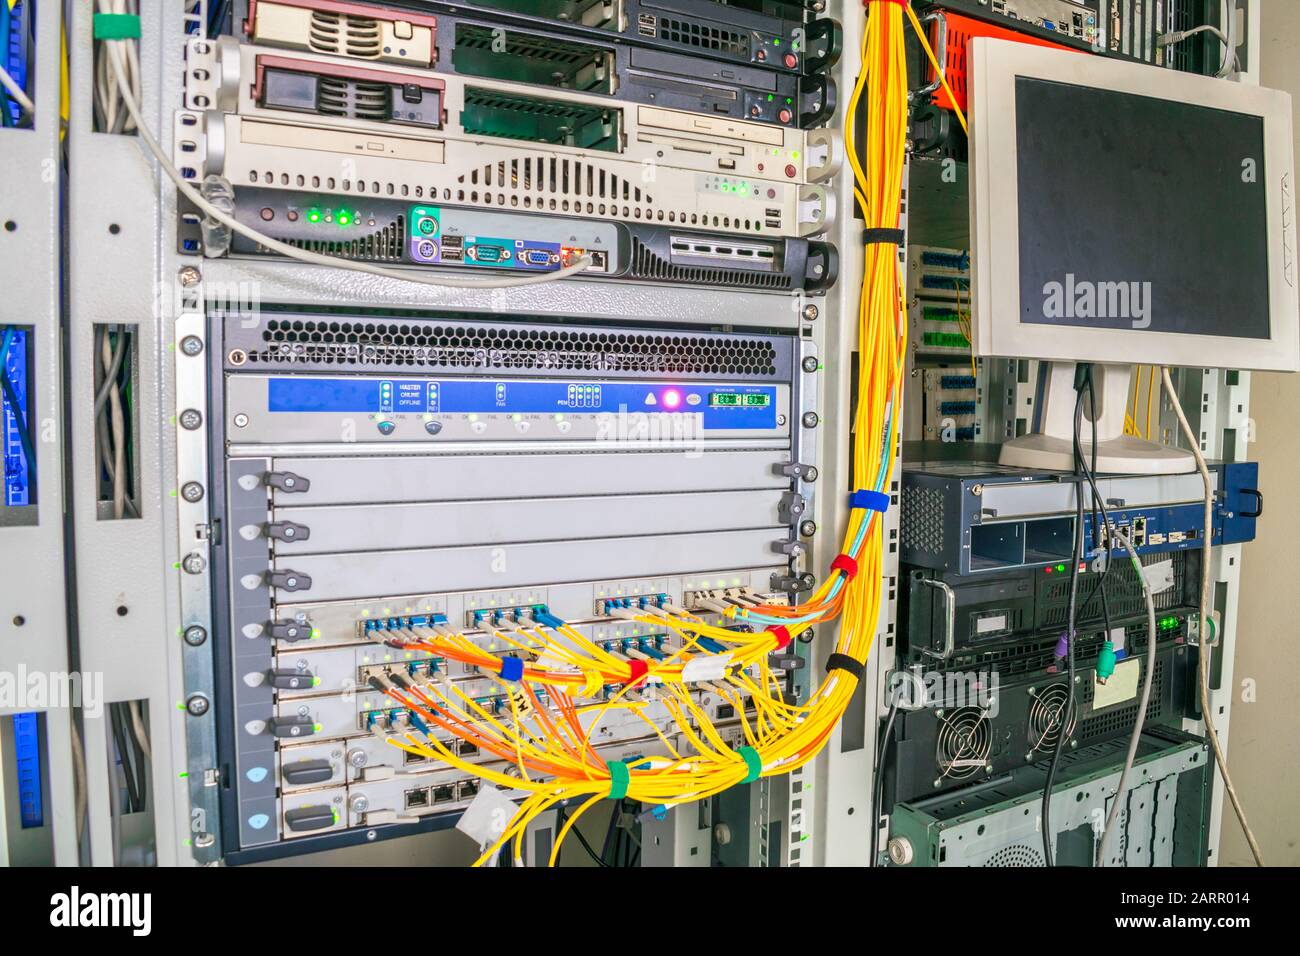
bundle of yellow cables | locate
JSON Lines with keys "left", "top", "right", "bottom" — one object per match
{"left": 375, "top": 2, "right": 945, "bottom": 865}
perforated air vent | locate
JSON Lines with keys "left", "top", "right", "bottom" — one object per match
{"left": 244, "top": 320, "right": 781, "bottom": 379}
{"left": 659, "top": 17, "right": 748, "bottom": 57}
{"left": 309, "top": 12, "right": 383, "bottom": 60}
{"left": 631, "top": 239, "right": 791, "bottom": 290}
{"left": 984, "top": 844, "right": 1045, "bottom": 867}
{"left": 1081, "top": 660, "right": 1167, "bottom": 740}
{"left": 256, "top": 217, "right": 405, "bottom": 262}
{"left": 900, "top": 486, "right": 945, "bottom": 555}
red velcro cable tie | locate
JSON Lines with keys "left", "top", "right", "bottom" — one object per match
{"left": 625, "top": 659, "right": 649, "bottom": 686}
{"left": 831, "top": 553, "right": 859, "bottom": 580}
{"left": 769, "top": 626, "right": 793, "bottom": 651}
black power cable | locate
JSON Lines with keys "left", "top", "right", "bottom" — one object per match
{"left": 870, "top": 697, "right": 901, "bottom": 867}
{"left": 555, "top": 803, "right": 611, "bottom": 867}
{"left": 1041, "top": 375, "right": 1089, "bottom": 866}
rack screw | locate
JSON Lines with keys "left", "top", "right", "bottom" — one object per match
{"left": 180, "top": 335, "right": 204, "bottom": 356}
{"left": 178, "top": 266, "right": 202, "bottom": 287}
{"left": 181, "top": 482, "right": 205, "bottom": 503}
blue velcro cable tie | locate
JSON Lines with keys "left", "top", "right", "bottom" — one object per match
{"left": 498, "top": 656, "right": 524, "bottom": 682}
{"left": 850, "top": 489, "right": 890, "bottom": 512}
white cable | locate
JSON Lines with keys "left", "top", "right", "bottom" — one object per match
{"left": 1160, "top": 367, "right": 1264, "bottom": 866}
{"left": 0, "top": 62, "right": 34, "bottom": 116}
{"left": 128, "top": 700, "right": 152, "bottom": 761}
{"left": 1156, "top": 23, "right": 1241, "bottom": 76}
{"left": 101, "top": 37, "right": 593, "bottom": 290}
{"left": 1096, "top": 528, "right": 1156, "bottom": 865}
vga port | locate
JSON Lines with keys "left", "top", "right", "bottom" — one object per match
{"left": 521, "top": 249, "right": 556, "bottom": 267}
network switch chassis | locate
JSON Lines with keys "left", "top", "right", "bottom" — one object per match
{"left": 899, "top": 460, "right": 1260, "bottom": 576}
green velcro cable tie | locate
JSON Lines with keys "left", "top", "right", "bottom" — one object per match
{"left": 93, "top": 13, "right": 142, "bottom": 40}
{"left": 607, "top": 760, "right": 630, "bottom": 800}
{"left": 738, "top": 745, "right": 762, "bottom": 784}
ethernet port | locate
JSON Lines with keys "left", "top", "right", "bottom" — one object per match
{"left": 456, "top": 740, "right": 480, "bottom": 757}
{"left": 432, "top": 784, "right": 457, "bottom": 804}
{"left": 717, "top": 704, "right": 736, "bottom": 720}
{"left": 453, "top": 24, "right": 615, "bottom": 95}
{"left": 458, "top": 780, "right": 480, "bottom": 800}
{"left": 405, "top": 787, "right": 431, "bottom": 810}
{"left": 403, "top": 750, "right": 428, "bottom": 765}
{"left": 462, "top": 87, "right": 622, "bottom": 153}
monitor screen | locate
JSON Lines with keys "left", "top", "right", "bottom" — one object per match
{"left": 1014, "top": 76, "right": 1271, "bottom": 340}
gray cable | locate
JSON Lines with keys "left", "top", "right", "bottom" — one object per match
{"left": 1160, "top": 367, "right": 1264, "bottom": 866}
{"left": 1096, "top": 528, "right": 1156, "bottom": 865}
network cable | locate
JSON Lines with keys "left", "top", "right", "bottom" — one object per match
{"left": 1160, "top": 367, "right": 1264, "bottom": 866}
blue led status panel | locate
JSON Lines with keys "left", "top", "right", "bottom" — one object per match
{"left": 266, "top": 378, "right": 780, "bottom": 430}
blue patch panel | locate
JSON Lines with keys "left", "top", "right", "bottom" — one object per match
{"left": 2, "top": 327, "right": 31, "bottom": 507}
{"left": 939, "top": 375, "right": 977, "bottom": 390}
{"left": 921, "top": 274, "right": 970, "bottom": 292}
{"left": 939, "top": 401, "right": 977, "bottom": 416}
{"left": 955, "top": 426, "right": 978, "bottom": 440}
{"left": 920, "top": 250, "right": 970, "bottom": 271}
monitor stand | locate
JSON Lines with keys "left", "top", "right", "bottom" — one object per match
{"left": 998, "top": 362, "right": 1196, "bottom": 475}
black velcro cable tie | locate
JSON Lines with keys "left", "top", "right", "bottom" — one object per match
{"left": 826, "top": 653, "right": 865, "bottom": 681}
{"left": 863, "top": 228, "right": 905, "bottom": 247}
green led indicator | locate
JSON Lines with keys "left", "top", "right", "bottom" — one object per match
{"left": 337, "top": 211, "right": 352, "bottom": 226}
{"left": 1056, "top": 563, "right": 1066, "bottom": 573}
{"left": 307, "top": 208, "right": 321, "bottom": 223}
{"left": 767, "top": 94, "right": 775, "bottom": 102}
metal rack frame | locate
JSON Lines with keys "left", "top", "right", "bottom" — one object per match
{"left": 0, "top": 0, "right": 78, "bottom": 868}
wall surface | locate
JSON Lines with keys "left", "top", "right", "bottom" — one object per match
{"left": 1219, "top": 3, "right": 1300, "bottom": 868}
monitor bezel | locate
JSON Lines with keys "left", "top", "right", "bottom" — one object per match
{"left": 969, "top": 37, "right": 1299, "bottom": 372}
